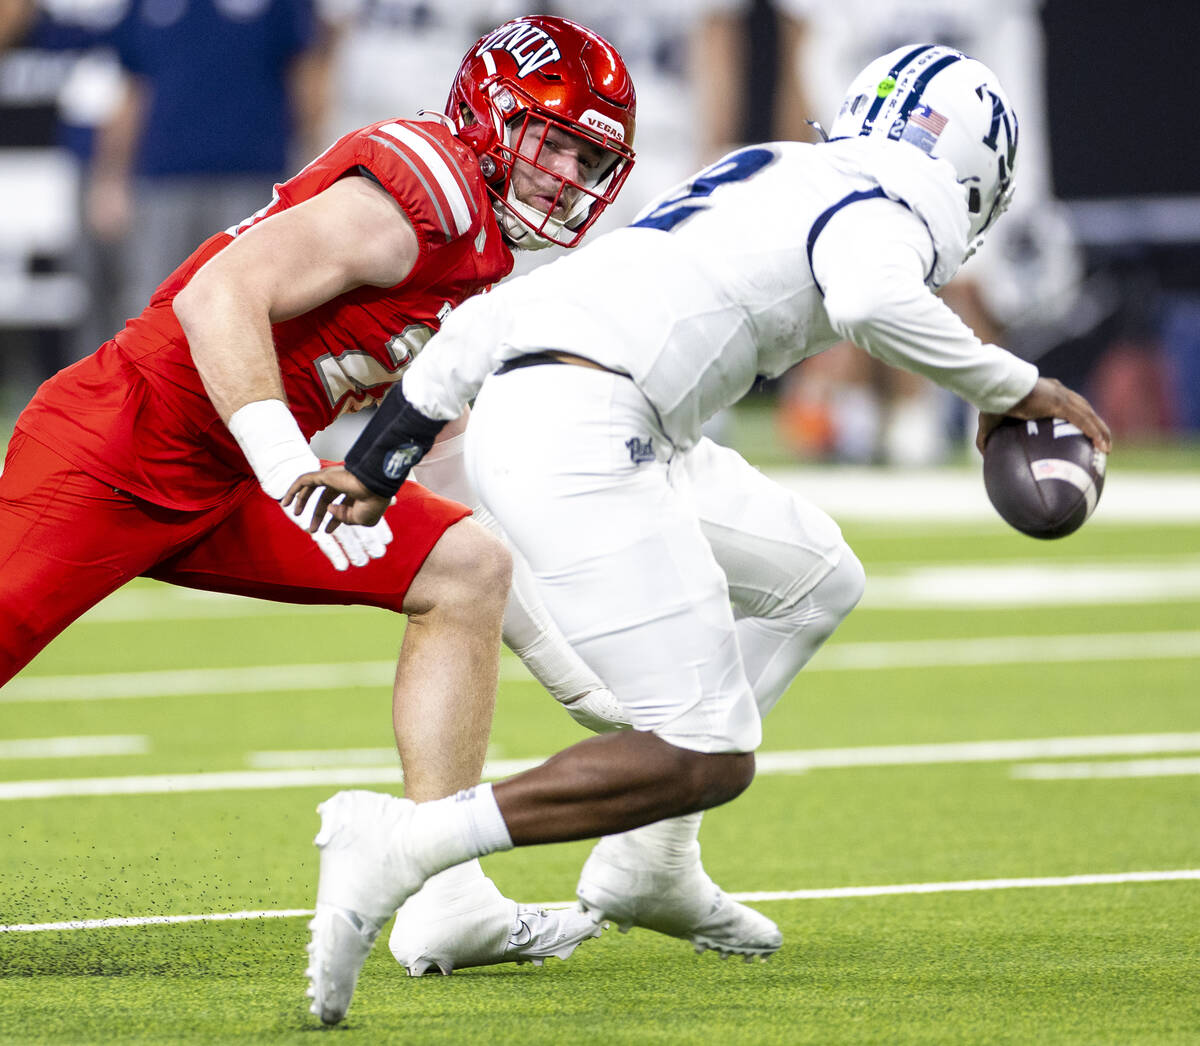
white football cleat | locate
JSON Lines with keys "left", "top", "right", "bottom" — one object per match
{"left": 306, "top": 790, "right": 422, "bottom": 1025}
{"left": 389, "top": 888, "right": 602, "bottom": 976}
{"left": 575, "top": 843, "right": 781, "bottom": 962}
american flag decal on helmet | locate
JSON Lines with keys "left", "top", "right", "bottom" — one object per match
{"left": 910, "top": 105, "right": 947, "bottom": 134}
{"left": 900, "top": 104, "right": 948, "bottom": 154}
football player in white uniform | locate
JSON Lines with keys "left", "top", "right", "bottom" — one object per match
{"left": 287, "top": 45, "right": 1111, "bottom": 1025}
{"left": 775, "top": 0, "right": 1082, "bottom": 465}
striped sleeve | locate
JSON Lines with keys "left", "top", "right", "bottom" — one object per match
{"left": 361, "top": 121, "right": 482, "bottom": 244}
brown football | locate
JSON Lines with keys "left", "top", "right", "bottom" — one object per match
{"left": 983, "top": 417, "right": 1107, "bottom": 539}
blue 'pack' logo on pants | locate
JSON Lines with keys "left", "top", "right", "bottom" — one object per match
{"left": 625, "top": 437, "right": 654, "bottom": 464}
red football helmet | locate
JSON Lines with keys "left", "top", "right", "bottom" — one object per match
{"left": 446, "top": 15, "right": 636, "bottom": 249}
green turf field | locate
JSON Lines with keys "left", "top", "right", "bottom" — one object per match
{"left": 1, "top": 466, "right": 1198, "bottom": 1044}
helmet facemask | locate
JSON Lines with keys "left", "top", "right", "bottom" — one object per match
{"left": 491, "top": 102, "right": 633, "bottom": 249}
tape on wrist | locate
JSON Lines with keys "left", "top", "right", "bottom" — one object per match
{"left": 227, "top": 399, "right": 315, "bottom": 494}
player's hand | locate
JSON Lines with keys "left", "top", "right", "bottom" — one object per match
{"left": 283, "top": 465, "right": 393, "bottom": 533}
{"left": 225, "top": 399, "right": 392, "bottom": 570}
{"left": 977, "top": 377, "right": 1112, "bottom": 455}
{"left": 276, "top": 467, "right": 393, "bottom": 571}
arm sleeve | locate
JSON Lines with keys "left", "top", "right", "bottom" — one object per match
{"left": 811, "top": 198, "right": 1039, "bottom": 413}
{"left": 402, "top": 291, "right": 503, "bottom": 420}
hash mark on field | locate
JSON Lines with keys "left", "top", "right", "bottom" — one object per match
{"left": 0, "top": 735, "right": 148, "bottom": 760}
{"left": 3, "top": 870, "right": 1197, "bottom": 934}
{"left": 5, "top": 630, "right": 1199, "bottom": 702}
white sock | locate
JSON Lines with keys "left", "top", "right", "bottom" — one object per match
{"left": 406, "top": 782, "right": 514, "bottom": 880}
{"left": 601, "top": 812, "right": 703, "bottom": 869}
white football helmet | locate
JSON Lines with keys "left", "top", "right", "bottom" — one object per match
{"left": 829, "top": 44, "right": 1018, "bottom": 247}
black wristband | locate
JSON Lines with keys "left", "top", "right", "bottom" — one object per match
{"left": 344, "top": 382, "right": 447, "bottom": 498}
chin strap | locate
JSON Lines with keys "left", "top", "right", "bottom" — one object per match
{"left": 497, "top": 192, "right": 565, "bottom": 250}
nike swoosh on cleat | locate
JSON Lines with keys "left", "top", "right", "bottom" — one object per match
{"left": 508, "top": 918, "right": 534, "bottom": 948}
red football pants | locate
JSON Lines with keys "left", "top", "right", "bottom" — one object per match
{"left": 0, "top": 432, "right": 470, "bottom": 685}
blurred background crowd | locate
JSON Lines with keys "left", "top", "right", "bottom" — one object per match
{"left": 1, "top": 0, "right": 1197, "bottom": 463}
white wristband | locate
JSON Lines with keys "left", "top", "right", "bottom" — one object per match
{"left": 227, "top": 399, "right": 320, "bottom": 500}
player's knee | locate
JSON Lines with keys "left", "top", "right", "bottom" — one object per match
{"left": 406, "top": 518, "right": 512, "bottom": 620}
{"left": 821, "top": 544, "right": 866, "bottom": 627}
{"left": 472, "top": 525, "right": 513, "bottom": 601}
{"left": 443, "top": 518, "right": 513, "bottom": 610}
{"left": 765, "top": 542, "right": 864, "bottom": 641}
{"left": 696, "top": 750, "right": 756, "bottom": 807}
{"left": 662, "top": 742, "right": 756, "bottom": 810}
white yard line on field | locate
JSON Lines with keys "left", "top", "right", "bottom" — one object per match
{"left": 730, "top": 869, "right": 1200, "bottom": 902}
{"left": 243, "top": 733, "right": 1200, "bottom": 773}
{"left": 1013, "top": 757, "right": 1200, "bottom": 780}
{"left": 5, "top": 630, "right": 1199, "bottom": 704}
{"left": 0, "top": 735, "right": 148, "bottom": 760}
{"left": 862, "top": 560, "right": 1200, "bottom": 607}
{"left": 2, "top": 869, "right": 1197, "bottom": 934}
{"left": 771, "top": 467, "right": 1200, "bottom": 523}
{"left": 815, "top": 631, "right": 1200, "bottom": 669}
{"left": 5, "top": 733, "right": 1200, "bottom": 800}
{"left": 248, "top": 747, "right": 401, "bottom": 768}
{"left": 2, "top": 662, "right": 400, "bottom": 701}
{"left": 752, "top": 733, "right": 1200, "bottom": 771}
{"left": 0, "top": 909, "right": 316, "bottom": 933}
{"left": 66, "top": 558, "right": 1200, "bottom": 624}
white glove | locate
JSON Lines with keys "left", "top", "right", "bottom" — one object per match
{"left": 228, "top": 399, "right": 393, "bottom": 571}
{"left": 559, "top": 687, "right": 631, "bottom": 733}
{"left": 286, "top": 487, "right": 394, "bottom": 570}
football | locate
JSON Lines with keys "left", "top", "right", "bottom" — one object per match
{"left": 982, "top": 416, "right": 1107, "bottom": 539}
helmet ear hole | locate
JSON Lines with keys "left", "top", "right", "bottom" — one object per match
{"left": 967, "top": 187, "right": 982, "bottom": 214}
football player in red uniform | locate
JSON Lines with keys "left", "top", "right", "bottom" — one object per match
{"left": 0, "top": 16, "right": 634, "bottom": 971}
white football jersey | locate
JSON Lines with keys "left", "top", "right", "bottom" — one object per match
{"left": 405, "top": 136, "right": 1038, "bottom": 451}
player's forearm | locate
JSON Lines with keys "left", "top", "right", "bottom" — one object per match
{"left": 814, "top": 206, "right": 1038, "bottom": 413}
{"left": 826, "top": 272, "right": 1038, "bottom": 413}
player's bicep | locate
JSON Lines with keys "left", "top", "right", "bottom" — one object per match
{"left": 810, "top": 198, "right": 934, "bottom": 328}
{"left": 190, "top": 176, "right": 420, "bottom": 323}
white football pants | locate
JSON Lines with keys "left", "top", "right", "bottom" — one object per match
{"left": 465, "top": 363, "right": 863, "bottom": 753}
{"left": 413, "top": 427, "right": 606, "bottom": 706}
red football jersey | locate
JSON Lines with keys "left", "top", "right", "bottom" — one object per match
{"left": 18, "top": 118, "right": 514, "bottom": 510}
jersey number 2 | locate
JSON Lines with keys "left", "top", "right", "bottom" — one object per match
{"left": 631, "top": 147, "right": 776, "bottom": 233}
